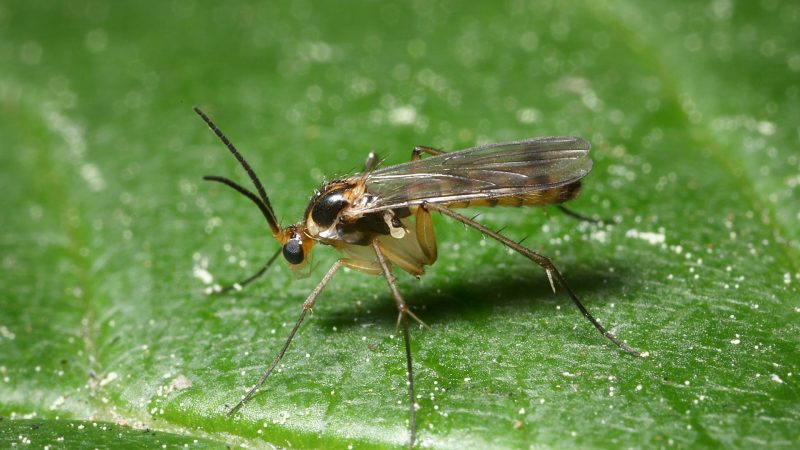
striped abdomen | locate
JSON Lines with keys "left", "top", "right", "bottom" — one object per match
{"left": 443, "top": 181, "right": 581, "bottom": 209}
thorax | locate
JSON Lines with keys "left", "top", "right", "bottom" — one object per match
{"left": 304, "top": 178, "right": 408, "bottom": 247}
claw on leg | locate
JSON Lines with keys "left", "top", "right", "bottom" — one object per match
{"left": 396, "top": 309, "right": 429, "bottom": 331}
{"left": 545, "top": 268, "right": 557, "bottom": 294}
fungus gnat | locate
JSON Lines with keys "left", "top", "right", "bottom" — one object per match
{"left": 193, "top": 107, "right": 643, "bottom": 447}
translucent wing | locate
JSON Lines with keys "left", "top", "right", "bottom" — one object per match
{"left": 357, "top": 136, "right": 591, "bottom": 213}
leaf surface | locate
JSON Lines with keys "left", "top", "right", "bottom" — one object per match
{"left": 1, "top": 1, "right": 798, "bottom": 448}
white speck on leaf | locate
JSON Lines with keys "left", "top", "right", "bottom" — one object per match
{"left": 99, "top": 372, "right": 119, "bottom": 387}
{"left": 49, "top": 395, "right": 66, "bottom": 410}
{"left": 0, "top": 326, "right": 15, "bottom": 340}
{"left": 389, "top": 106, "right": 418, "bottom": 125}
{"left": 626, "top": 229, "right": 666, "bottom": 245}
{"left": 170, "top": 375, "right": 192, "bottom": 391}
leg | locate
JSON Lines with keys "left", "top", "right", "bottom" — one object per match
{"left": 372, "top": 241, "right": 428, "bottom": 328}
{"left": 215, "top": 248, "right": 282, "bottom": 294}
{"left": 423, "top": 202, "right": 643, "bottom": 357}
{"left": 411, "top": 145, "right": 445, "bottom": 161}
{"left": 556, "top": 205, "right": 616, "bottom": 225}
{"left": 372, "top": 240, "right": 421, "bottom": 448}
{"left": 228, "top": 260, "right": 343, "bottom": 415}
{"left": 415, "top": 206, "right": 437, "bottom": 264}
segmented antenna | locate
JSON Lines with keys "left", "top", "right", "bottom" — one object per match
{"left": 202, "top": 175, "right": 277, "bottom": 236}
{"left": 193, "top": 107, "right": 281, "bottom": 236}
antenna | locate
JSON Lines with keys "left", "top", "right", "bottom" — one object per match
{"left": 194, "top": 107, "right": 281, "bottom": 237}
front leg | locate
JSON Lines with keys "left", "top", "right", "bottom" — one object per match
{"left": 227, "top": 260, "right": 343, "bottom": 415}
{"left": 212, "top": 248, "right": 282, "bottom": 294}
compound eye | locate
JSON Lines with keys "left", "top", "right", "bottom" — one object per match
{"left": 282, "top": 239, "right": 304, "bottom": 265}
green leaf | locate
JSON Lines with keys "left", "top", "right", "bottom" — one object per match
{"left": 0, "top": 419, "right": 226, "bottom": 449}
{"left": 1, "top": 1, "right": 797, "bottom": 448}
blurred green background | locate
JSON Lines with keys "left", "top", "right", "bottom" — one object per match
{"left": 1, "top": 1, "right": 798, "bottom": 448}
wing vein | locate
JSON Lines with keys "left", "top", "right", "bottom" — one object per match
{"left": 357, "top": 136, "right": 592, "bottom": 213}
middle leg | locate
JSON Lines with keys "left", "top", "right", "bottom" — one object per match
{"left": 372, "top": 240, "right": 422, "bottom": 448}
